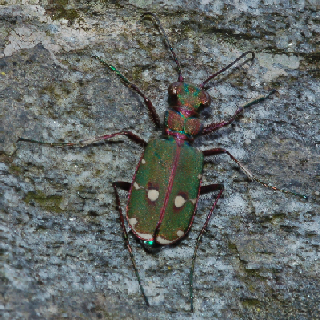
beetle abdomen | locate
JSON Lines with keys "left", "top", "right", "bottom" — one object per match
{"left": 127, "top": 138, "right": 203, "bottom": 244}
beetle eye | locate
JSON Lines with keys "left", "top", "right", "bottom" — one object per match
{"left": 201, "top": 92, "right": 211, "bottom": 108}
{"left": 168, "top": 82, "right": 180, "bottom": 96}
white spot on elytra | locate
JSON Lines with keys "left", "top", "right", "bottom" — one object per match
{"left": 176, "top": 230, "right": 184, "bottom": 237}
{"left": 128, "top": 217, "right": 137, "bottom": 227}
{"left": 190, "top": 198, "right": 196, "bottom": 204}
{"left": 175, "top": 195, "right": 186, "bottom": 208}
{"left": 141, "top": 159, "right": 146, "bottom": 164}
{"left": 198, "top": 174, "right": 202, "bottom": 179}
{"left": 135, "top": 231, "right": 153, "bottom": 240}
{"left": 148, "top": 189, "right": 159, "bottom": 201}
{"left": 156, "top": 235, "right": 173, "bottom": 244}
{"left": 133, "top": 182, "right": 141, "bottom": 190}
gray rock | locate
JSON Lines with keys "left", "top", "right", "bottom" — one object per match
{"left": 1, "top": 2, "right": 319, "bottom": 319}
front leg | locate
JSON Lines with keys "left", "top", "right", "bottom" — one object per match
{"left": 202, "top": 90, "right": 276, "bottom": 135}
{"left": 93, "top": 56, "right": 161, "bottom": 128}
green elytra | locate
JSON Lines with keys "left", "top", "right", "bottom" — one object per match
{"left": 127, "top": 138, "right": 203, "bottom": 244}
{"left": 17, "top": 12, "right": 308, "bottom": 312}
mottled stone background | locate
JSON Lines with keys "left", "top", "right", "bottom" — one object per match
{"left": 1, "top": 1, "right": 320, "bottom": 319}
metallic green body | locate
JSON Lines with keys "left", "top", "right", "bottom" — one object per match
{"left": 127, "top": 137, "right": 203, "bottom": 244}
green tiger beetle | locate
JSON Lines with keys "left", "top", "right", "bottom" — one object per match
{"left": 18, "top": 12, "right": 308, "bottom": 312}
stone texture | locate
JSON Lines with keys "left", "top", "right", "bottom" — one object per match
{"left": 1, "top": 1, "right": 319, "bottom": 319}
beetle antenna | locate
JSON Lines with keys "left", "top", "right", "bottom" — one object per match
{"left": 142, "top": 12, "right": 184, "bottom": 82}
{"left": 200, "top": 51, "right": 255, "bottom": 88}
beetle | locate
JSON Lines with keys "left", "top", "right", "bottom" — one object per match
{"left": 18, "top": 13, "right": 308, "bottom": 312}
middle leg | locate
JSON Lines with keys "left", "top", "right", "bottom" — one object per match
{"left": 203, "top": 148, "right": 308, "bottom": 199}
{"left": 17, "top": 131, "right": 147, "bottom": 148}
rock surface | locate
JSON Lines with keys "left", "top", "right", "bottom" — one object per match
{"left": 1, "top": 2, "right": 319, "bottom": 319}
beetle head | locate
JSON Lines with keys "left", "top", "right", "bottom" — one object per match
{"left": 168, "top": 82, "right": 211, "bottom": 115}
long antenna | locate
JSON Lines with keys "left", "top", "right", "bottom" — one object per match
{"left": 200, "top": 51, "right": 255, "bottom": 88}
{"left": 142, "top": 12, "right": 184, "bottom": 82}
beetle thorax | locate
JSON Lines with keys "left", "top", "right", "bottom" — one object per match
{"left": 164, "top": 110, "right": 202, "bottom": 140}
{"left": 164, "top": 82, "right": 210, "bottom": 141}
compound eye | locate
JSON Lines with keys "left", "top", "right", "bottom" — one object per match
{"left": 201, "top": 92, "right": 211, "bottom": 108}
{"left": 168, "top": 82, "right": 182, "bottom": 97}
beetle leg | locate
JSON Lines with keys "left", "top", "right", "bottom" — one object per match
{"left": 203, "top": 148, "right": 308, "bottom": 199}
{"left": 17, "top": 131, "right": 147, "bottom": 148}
{"left": 201, "top": 90, "right": 276, "bottom": 135}
{"left": 112, "top": 181, "right": 150, "bottom": 306}
{"left": 189, "top": 183, "right": 224, "bottom": 312}
{"left": 93, "top": 56, "right": 161, "bottom": 128}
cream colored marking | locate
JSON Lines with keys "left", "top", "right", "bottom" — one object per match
{"left": 141, "top": 159, "right": 146, "bottom": 164}
{"left": 175, "top": 195, "right": 186, "bottom": 208}
{"left": 133, "top": 182, "right": 141, "bottom": 190}
{"left": 156, "top": 235, "right": 173, "bottom": 244}
{"left": 198, "top": 174, "right": 202, "bottom": 179}
{"left": 128, "top": 217, "right": 137, "bottom": 227}
{"left": 135, "top": 231, "right": 153, "bottom": 240}
{"left": 190, "top": 198, "right": 197, "bottom": 204}
{"left": 148, "top": 189, "right": 159, "bottom": 201}
{"left": 176, "top": 230, "right": 184, "bottom": 237}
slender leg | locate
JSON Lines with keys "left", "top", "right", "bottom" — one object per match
{"left": 202, "top": 90, "right": 276, "bottom": 135}
{"left": 112, "top": 181, "right": 149, "bottom": 306}
{"left": 17, "top": 131, "right": 147, "bottom": 148}
{"left": 93, "top": 56, "right": 161, "bottom": 128}
{"left": 190, "top": 183, "right": 224, "bottom": 312}
{"left": 203, "top": 148, "right": 308, "bottom": 200}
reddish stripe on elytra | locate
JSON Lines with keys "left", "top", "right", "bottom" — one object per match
{"left": 153, "top": 140, "right": 182, "bottom": 240}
